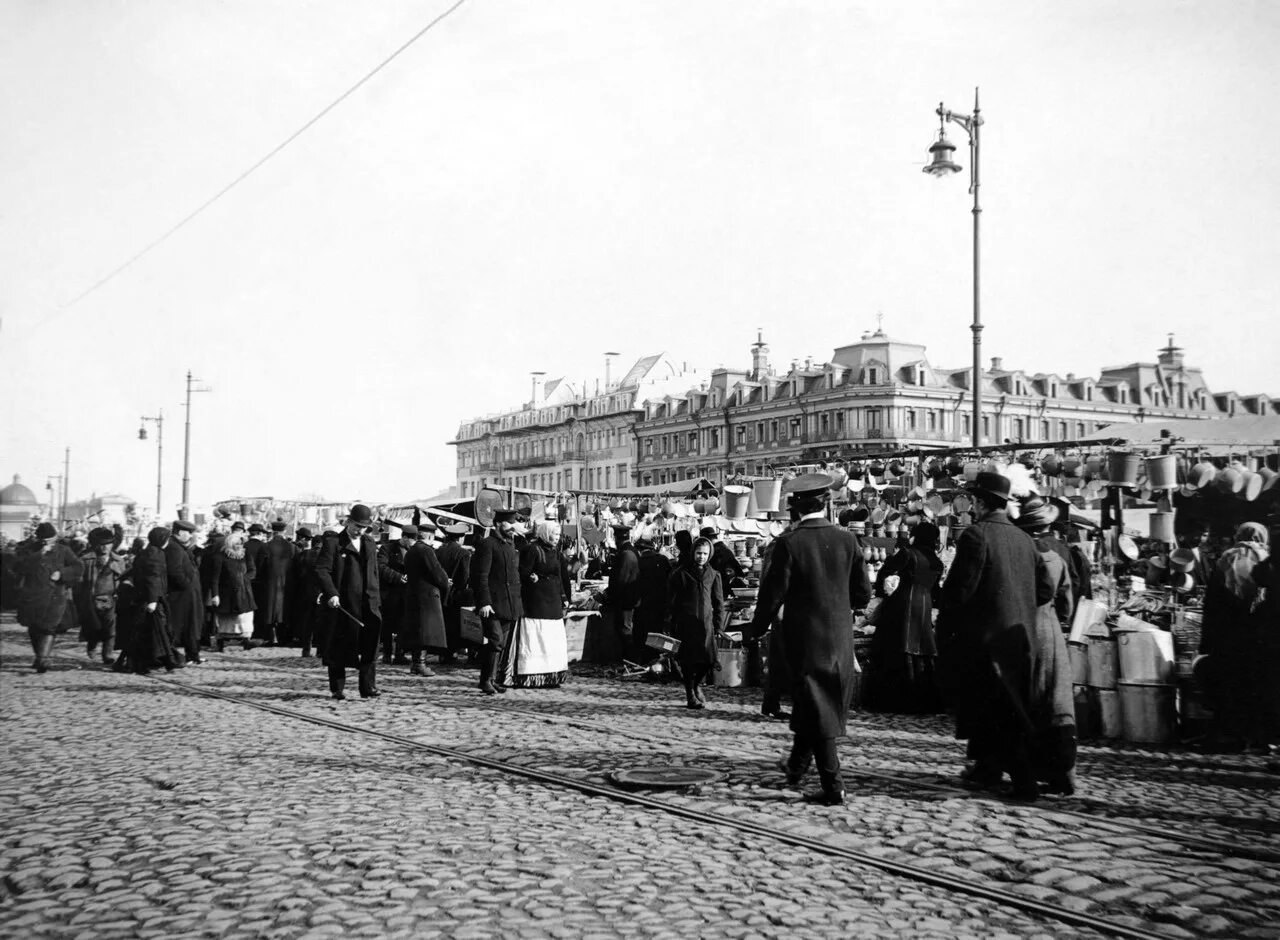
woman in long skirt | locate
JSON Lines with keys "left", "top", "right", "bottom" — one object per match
{"left": 506, "top": 522, "right": 571, "bottom": 688}
{"left": 865, "top": 522, "right": 944, "bottom": 714}
{"left": 667, "top": 537, "right": 725, "bottom": 709}
{"left": 207, "top": 530, "right": 258, "bottom": 651}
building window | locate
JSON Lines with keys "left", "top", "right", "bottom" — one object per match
{"left": 927, "top": 410, "right": 939, "bottom": 431}
{"left": 820, "top": 413, "right": 830, "bottom": 434}
{"left": 867, "top": 408, "right": 881, "bottom": 429}
{"left": 756, "top": 422, "right": 764, "bottom": 442}
{"left": 906, "top": 409, "right": 917, "bottom": 430}
{"left": 770, "top": 419, "right": 779, "bottom": 441}
{"left": 1058, "top": 420, "right": 1068, "bottom": 440}
{"left": 688, "top": 432, "right": 697, "bottom": 451}
{"left": 1041, "top": 419, "right": 1050, "bottom": 440}
{"left": 1076, "top": 422, "right": 1086, "bottom": 438}
{"left": 868, "top": 368, "right": 879, "bottom": 385}
{"left": 736, "top": 426, "right": 746, "bottom": 446}
{"left": 605, "top": 467, "right": 612, "bottom": 488}
{"left": 981, "top": 416, "right": 991, "bottom": 441}
{"left": 1012, "top": 417, "right": 1024, "bottom": 440}
{"left": 789, "top": 417, "right": 801, "bottom": 437}
{"left": 710, "top": 428, "right": 720, "bottom": 449}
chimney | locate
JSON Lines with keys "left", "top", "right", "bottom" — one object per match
{"left": 1157, "top": 333, "right": 1185, "bottom": 369}
{"left": 1066, "top": 372, "right": 1076, "bottom": 381}
{"left": 990, "top": 357, "right": 1003, "bottom": 371}
{"left": 530, "top": 371, "right": 545, "bottom": 404}
{"left": 804, "top": 356, "right": 813, "bottom": 370}
{"left": 604, "top": 352, "right": 619, "bottom": 390}
{"left": 750, "top": 329, "right": 770, "bottom": 381}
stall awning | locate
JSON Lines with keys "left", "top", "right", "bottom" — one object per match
{"left": 1079, "top": 416, "right": 1280, "bottom": 450}
{"left": 573, "top": 478, "right": 718, "bottom": 499}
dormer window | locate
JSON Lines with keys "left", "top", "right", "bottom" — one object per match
{"left": 918, "top": 369, "right": 927, "bottom": 386}
{"left": 868, "top": 368, "right": 879, "bottom": 385}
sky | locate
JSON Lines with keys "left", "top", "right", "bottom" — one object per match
{"left": 2, "top": 0, "right": 1278, "bottom": 515}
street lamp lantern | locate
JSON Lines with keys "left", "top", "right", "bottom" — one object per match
{"left": 923, "top": 127, "right": 962, "bottom": 177}
{"left": 138, "top": 426, "right": 147, "bottom": 441}
{"left": 923, "top": 88, "right": 984, "bottom": 445}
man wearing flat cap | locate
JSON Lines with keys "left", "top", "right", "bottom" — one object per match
{"left": 165, "top": 519, "right": 205, "bottom": 664}
{"left": 748, "top": 473, "right": 871, "bottom": 806}
{"left": 75, "top": 527, "right": 128, "bottom": 665}
{"left": 472, "top": 508, "right": 523, "bottom": 694}
{"left": 436, "top": 522, "right": 473, "bottom": 664}
{"left": 246, "top": 523, "right": 271, "bottom": 643}
{"left": 258, "top": 520, "right": 296, "bottom": 647}
{"left": 937, "top": 471, "right": 1054, "bottom": 801}
{"left": 313, "top": 504, "right": 384, "bottom": 699}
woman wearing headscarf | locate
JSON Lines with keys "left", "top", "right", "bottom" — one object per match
{"left": 666, "top": 536, "right": 725, "bottom": 709}
{"left": 127, "top": 527, "right": 184, "bottom": 674}
{"left": 507, "top": 521, "right": 572, "bottom": 688}
{"left": 207, "top": 529, "right": 258, "bottom": 652}
{"left": 1011, "top": 497, "right": 1077, "bottom": 795}
{"left": 865, "top": 521, "right": 945, "bottom": 715}
{"left": 1200, "top": 522, "right": 1271, "bottom": 751}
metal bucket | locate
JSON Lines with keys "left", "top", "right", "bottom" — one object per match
{"left": 1145, "top": 454, "right": 1178, "bottom": 490}
{"left": 1116, "top": 628, "right": 1175, "bottom": 683}
{"left": 1098, "top": 688, "right": 1122, "bottom": 738}
{"left": 1068, "top": 642, "right": 1088, "bottom": 685}
{"left": 752, "top": 479, "right": 782, "bottom": 513}
{"left": 713, "top": 647, "right": 747, "bottom": 687}
{"left": 1118, "top": 681, "right": 1178, "bottom": 744}
{"left": 721, "top": 485, "right": 751, "bottom": 520}
{"left": 1086, "top": 637, "right": 1118, "bottom": 689}
{"left": 1149, "top": 511, "right": 1175, "bottom": 543}
{"left": 1107, "top": 452, "right": 1141, "bottom": 488}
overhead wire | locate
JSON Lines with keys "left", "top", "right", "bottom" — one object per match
{"left": 58, "top": 0, "right": 470, "bottom": 314}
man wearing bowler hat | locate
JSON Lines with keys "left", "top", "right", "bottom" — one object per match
{"left": 313, "top": 504, "right": 384, "bottom": 700}
{"left": 937, "top": 471, "right": 1052, "bottom": 801}
{"left": 165, "top": 519, "right": 205, "bottom": 664}
{"left": 436, "top": 522, "right": 473, "bottom": 664}
{"left": 748, "top": 473, "right": 872, "bottom": 806}
{"left": 472, "top": 508, "right": 523, "bottom": 694}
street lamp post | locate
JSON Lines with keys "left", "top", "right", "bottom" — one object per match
{"left": 46, "top": 475, "right": 63, "bottom": 526}
{"left": 139, "top": 411, "right": 164, "bottom": 516}
{"left": 180, "top": 371, "right": 212, "bottom": 521}
{"left": 924, "top": 87, "right": 984, "bottom": 446}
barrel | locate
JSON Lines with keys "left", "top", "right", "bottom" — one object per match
{"left": 1085, "top": 637, "right": 1118, "bottom": 689}
{"left": 721, "top": 485, "right": 751, "bottom": 520}
{"left": 1098, "top": 688, "right": 1122, "bottom": 738}
{"left": 1118, "top": 681, "right": 1178, "bottom": 744}
{"left": 1149, "top": 511, "right": 1175, "bottom": 544}
{"left": 752, "top": 479, "right": 782, "bottom": 513}
{"left": 1144, "top": 454, "right": 1178, "bottom": 490}
{"left": 713, "top": 647, "right": 747, "bottom": 687}
{"left": 1107, "top": 452, "right": 1141, "bottom": 487}
{"left": 1116, "top": 628, "right": 1175, "bottom": 683}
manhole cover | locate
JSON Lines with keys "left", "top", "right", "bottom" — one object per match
{"left": 609, "top": 766, "right": 725, "bottom": 789}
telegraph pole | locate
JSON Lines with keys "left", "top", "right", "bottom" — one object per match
{"left": 180, "top": 371, "right": 212, "bottom": 521}
{"left": 62, "top": 447, "right": 70, "bottom": 525}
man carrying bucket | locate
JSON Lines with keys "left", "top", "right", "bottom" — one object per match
{"left": 747, "top": 473, "right": 872, "bottom": 806}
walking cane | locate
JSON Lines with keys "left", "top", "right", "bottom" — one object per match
{"left": 334, "top": 605, "right": 365, "bottom": 629}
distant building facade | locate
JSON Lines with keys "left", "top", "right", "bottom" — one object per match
{"left": 450, "top": 333, "right": 1276, "bottom": 492}
{"left": 450, "top": 355, "right": 704, "bottom": 496}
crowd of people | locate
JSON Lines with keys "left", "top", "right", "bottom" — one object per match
{"left": 4, "top": 466, "right": 1275, "bottom": 806}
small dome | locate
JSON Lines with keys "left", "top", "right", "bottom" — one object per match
{"left": 0, "top": 474, "right": 38, "bottom": 507}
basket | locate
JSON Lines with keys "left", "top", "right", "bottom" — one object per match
{"left": 644, "top": 633, "right": 681, "bottom": 654}
{"left": 459, "top": 608, "right": 485, "bottom": 644}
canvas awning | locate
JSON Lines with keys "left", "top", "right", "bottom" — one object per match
{"left": 1079, "top": 416, "right": 1280, "bottom": 451}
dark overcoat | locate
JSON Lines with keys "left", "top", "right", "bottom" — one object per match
{"left": 164, "top": 540, "right": 203, "bottom": 650}
{"left": 472, "top": 533, "right": 523, "bottom": 621}
{"left": 606, "top": 545, "right": 640, "bottom": 609}
{"left": 667, "top": 562, "right": 725, "bottom": 669}
{"left": 74, "top": 548, "right": 127, "bottom": 644}
{"left": 313, "top": 530, "right": 383, "bottom": 668}
{"left": 635, "top": 550, "right": 673, "bottom": 636}
{"left": 208, "top": 540, "right": 257, "bottom": 616}
{"left": 131, "top": 544, "right": 180, "bottom": 668}
{"left": 749, "top": 518, "right": 872, "bottom": 739}
{"left": 377, "top": 540, "right": 408, "bottom": 633}
{"left": 246, "top": 537, "right": 269, "bottom": 624}
{"left": 519, "top": 541, "right": 571, "bottom": 620}
{"left": 16, "top": 542, "right": 84, "bottom": 635}
{"left": 937, "top": 510, "right": 1052, "bottom": 741}
{"left": 260, "top": 536, "right": 295, "bottom": 624}
{"left": 436, "top": 540, "right": 471, "bottom": 607}
{"left": 401, "top": 541, "right": 450, "bottom": 651}
{"left": 286, "top": 545, "right": 321, "bottom": 633}
{"left": 709, "top": 540, "right": 743, "bottom": 593}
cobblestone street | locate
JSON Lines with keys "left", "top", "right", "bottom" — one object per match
{"left": 2, "top": 614, "right": 1278, "bottom": 939}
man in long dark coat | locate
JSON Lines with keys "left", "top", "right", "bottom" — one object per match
{"left": 313, "top": 505, "right": 384, "bottom": 700}
{"left": 472, "top": 508, "right": 523, "bottom": 695}
{"left": 164, "top": 519, "right": 204, "bottom": 664}
{"left": 75, "top": 526, "right": 127, "bottom": 666}
{"left": 401, "top": 524, "right": 451, "bottom": 676}
{"left": 435, "top": 522, "right": 472, "bottom": 664}
{"left": 246, "top": 523, "right": 271, "bottom": 642}
{"left": 16, "top": 522, "right": 84, "bottom": 673}
{"left": 257, "top": 521, "right": 295, "bottom": 646}
{"left": 748, "top": 474, "right": 871, "bottom": 806}
{"left": 937, "top": 471, "right": 1053, "bottom": 801}
{"left": 603, "top": 525, "right": 640, "bottom": 660}
{"left": 131, "top": 527, "right": 183, "bottom": 674}
{"left": 701, "top": 524, "right": 744, "bottom": 597}
{"left": 287, "top": 529, "right": 322, "bottom": 658}
{"left": 377, "top": 526, "right": 410, "bottom": 665}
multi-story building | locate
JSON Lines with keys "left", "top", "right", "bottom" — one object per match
{"left": 450, "top": 332, "right": 1275, "bottom": 494}
{"left": 631, "top": 330, "right": 1278, "bottom": 487}
{"left": 450, "top": 354, "right": 704, "bottom": 497}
